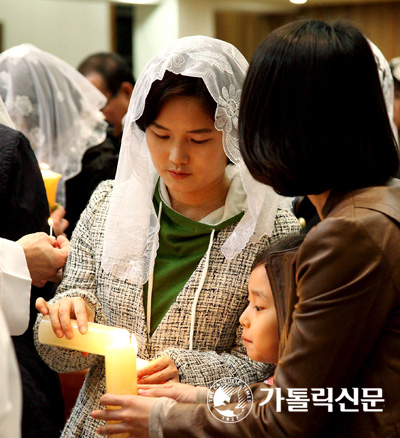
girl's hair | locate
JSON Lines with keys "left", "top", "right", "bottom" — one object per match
{"left": 136, "top": 71, "right": 216, "bottom": 131}
{"left": 252, "top": 233, "right": 305, "bottom": 271}
{"left": 239, "top": 19, "right": 399, "bottom": 197}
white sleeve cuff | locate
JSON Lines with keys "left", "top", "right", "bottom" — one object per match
{"left": 0, "top": 238, "right": 31, "bottom": 335}
{"left": 149, "top": 397, "right": 177, "bottom": 438}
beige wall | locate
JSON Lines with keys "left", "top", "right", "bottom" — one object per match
{"left": 216, "top": 1, "right": 400, "bottom": 62}
{"left": 0, "top": 0, "right": 111, "bottom": 68}
{"left": 134, "top": 0, "right": 216, "bottom": 79}
{"left": 0, "top": 0, "right": 398, "bottom": 77}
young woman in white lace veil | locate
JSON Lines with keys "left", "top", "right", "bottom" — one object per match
{"left": 34, "top": 35, "right": 300, "bottom": 437}
{"left": 0, "top": 43, "right": 107, "bottom": 205}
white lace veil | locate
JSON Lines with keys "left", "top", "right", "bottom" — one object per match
{"left": 0, "top": 44, "right": 107, "bottom": 204}
{"left": 0, "top": 95, "right": 14, "bottom": 129}
{"left": 102, "top": 35, "right": 282, "bottom": 284}
{"left": 369, "top": 40, "right": 399, "bottom": 144}
{"left": 389, "top": 56, "right": 400, "bottom": 82}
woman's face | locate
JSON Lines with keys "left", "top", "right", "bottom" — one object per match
{"left": 146, "top": 96, "right": 227, "bottom": 203}
{"left": 240, "top": 265, "right": 279, "bottom": 364}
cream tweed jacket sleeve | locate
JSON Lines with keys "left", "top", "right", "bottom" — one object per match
{"left": 34, "top": 180, "right": 300, "bottom": 437}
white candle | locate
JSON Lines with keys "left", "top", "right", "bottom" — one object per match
{"left": 48, "top": 217, "right": 53, "bottom": 237}
{"left": 105, "top": 334, "right": 137, "bottom": 438}
{"left": 38, "top": 316, "right": 130, "bottom": 356}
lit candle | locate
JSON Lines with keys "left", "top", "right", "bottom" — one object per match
{"left": 105, "top": 335, "right": 137, "bottom": 438}
{"left": 48, "top": 217, "right": 53, "bottom": 237}
{"left": 38, "top": 315, "right": 131, "bottom": 356}
{"left": 39, "top": 163, "right": 62, "bottom": 211}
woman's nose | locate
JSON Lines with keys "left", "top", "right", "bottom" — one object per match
{"left": 169, "top": 142, "right": 189, "bottom": 165}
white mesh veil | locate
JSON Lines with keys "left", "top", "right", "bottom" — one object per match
{"left": 0, "top": 44, "right": 107, "bottom": 204}
{"left": 0, "top": 95, "right": 14, "bottom": 129}
{"left": 369, "top": 40, "right": 399, "bottom": 144}
{"left": 102, "top": 35, "right": 283, "bottom": 284}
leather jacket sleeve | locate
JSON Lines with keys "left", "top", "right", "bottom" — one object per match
{"left": 161, "top": 215, "right": 398, "bottom": 438}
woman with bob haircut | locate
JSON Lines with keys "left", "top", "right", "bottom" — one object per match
{"left": 102, "top": 19, "right": 400, "bottom": 438}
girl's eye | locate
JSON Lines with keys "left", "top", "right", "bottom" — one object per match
{"left": 253, "top": 306, "right": 261, "bottom": 311}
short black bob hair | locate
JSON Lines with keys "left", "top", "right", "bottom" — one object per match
{"left": 239, "top": 19, "right": 399, "bottom": 197}
{"left": 136, "top": 71, "right": 216, "bottom": 132}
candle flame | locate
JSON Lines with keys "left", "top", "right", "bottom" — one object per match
{"left": 48, "top": 218, "right": 53, "bottom": 226}
{"left": 40, "top": 162, "right": 50, "bottom": 170}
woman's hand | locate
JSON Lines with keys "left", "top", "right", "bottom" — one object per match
{"left": 138, "top": 381, "right": 198, "bottom": 403}
{"left": 35, "top": 296, "right": 94, "bottom": 339}
{"left": 51, "top": 205, "right": 69, "bottom": 236}
{"left": 91, "top": 394, "right": 155, "bottom": 438}
{"left": 137, "top": 356, "right": 179, "bottom": 384}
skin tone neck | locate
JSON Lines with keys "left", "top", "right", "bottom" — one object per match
{"left": 169, "top": 177, "right": 230, "bottom": 221}
{"left": 308, "top": 190, "right": 331, "bottom": 220}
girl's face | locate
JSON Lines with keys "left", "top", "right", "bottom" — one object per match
{"left": 393, "top": 92, "right": 400, "bottom": 131}
{"left": 239, "top": 265, "right": 279, "bottom": 364}
{"left": 146, "top": 96, "right": 227, "bottom": 204}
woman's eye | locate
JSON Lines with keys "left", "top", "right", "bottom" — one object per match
{"left": 191, "top": 139, "right": 210, "bottom": 144}
{"left": 154, "top": 133, "right": 170, "bottom": 140}
{"left": 253, "top": 306, "right": 261, "bottom": 311}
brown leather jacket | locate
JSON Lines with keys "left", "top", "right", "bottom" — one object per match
{"left": 161, "top": 180, "right": 400, "bottom": 438}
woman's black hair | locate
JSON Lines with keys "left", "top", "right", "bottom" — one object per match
{"left": 251, "top": 233, "right": 305, "bottom": 271}
{"left": 136, "top": 71, "right": 216, "bottom": 131}
{"left": 239, "top": 19, "right": 399, "bottom": 196}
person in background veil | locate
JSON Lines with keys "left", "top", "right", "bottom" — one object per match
{"left": 34, "top": 35, "right": 300, "bottom": 437}
{"left": 0, "top": 44, "right": 119, "bottom": 237}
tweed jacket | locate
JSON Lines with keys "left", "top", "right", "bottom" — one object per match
{"left": 33, "top": 180, "right": 300, "bottom": 437}
{"left": 160, "top": 180, "right": 400, "bottom": 438}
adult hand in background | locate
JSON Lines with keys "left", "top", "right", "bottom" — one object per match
{"left": 17, "top": 232, "right": 70, "bottom": 286}
{"left": 51, "top": 205, "right": 69, "bottom": 236}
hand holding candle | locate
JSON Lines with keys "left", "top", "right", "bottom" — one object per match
{"left": 38, "top": 300, "right": 140, "bottom": 438}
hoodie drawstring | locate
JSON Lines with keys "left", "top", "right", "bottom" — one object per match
{"left": 146, "top": 201, "right": 163, "bottom": 336}
{"left": 189, "top": 229, "right": 215, "bottom": 350}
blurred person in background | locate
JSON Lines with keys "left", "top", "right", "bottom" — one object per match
{"left": 78, "top": 52, "right": 135, "bottom": 143}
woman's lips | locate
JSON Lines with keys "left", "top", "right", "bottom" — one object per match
{"left": 242, "top": 336, "right": 252, "bottom": 344}
{"left": 168, "top": 170, "right": 191, "bottom": 180}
